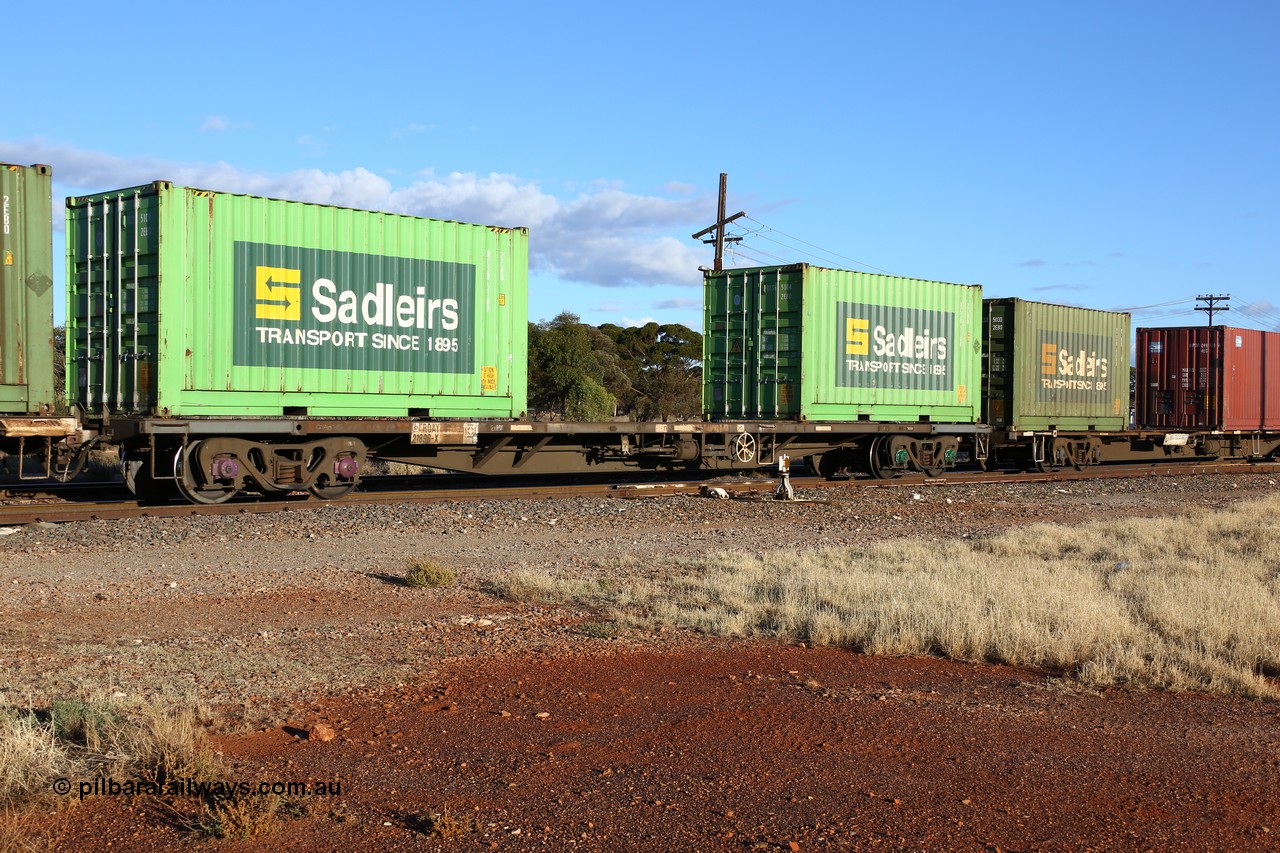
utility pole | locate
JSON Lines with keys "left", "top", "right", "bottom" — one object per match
{"left": 691, "top": 173, "right": 745, "bottom": 272}
{"left": 1195, "top": 294, "right": 1230, "bottom": 325}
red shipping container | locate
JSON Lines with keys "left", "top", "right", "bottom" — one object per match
{"left": 1136, "top": 326, "right": 1280, "bottom": 430}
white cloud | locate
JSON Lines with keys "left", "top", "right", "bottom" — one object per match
{"left": 654, "top": 297, "right": 700, "bottom": 310}
{"left": 391, "top": 123, "right": 432, "bottom": 139}
{"left": 1237, "top": 299, "right": 1276, "bottom": 317}
{"left": 0, "top": 139, "right": 709, "bottom": 288}
{"left": 200, "top": 116, "right": 252, "bottom": 133}
{"left": 620, "top": 316, "right": 659, "bottom": 328}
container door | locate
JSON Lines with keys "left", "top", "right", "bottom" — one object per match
{"left": 67, "top": 189, "right": 160, "bottom": 415}
{"left": 754, "top": 269, "right": 802, "bottom": 418}
{"left": 1139, "top": 327, "right": 1219, "bottom": 429}
{"left": 708, "top": 271, "right": 756, "bottom": 418}
{"left": 703, "top": 267, "right": 802, "bottom": 419}
{"left": 981, "top": 299, "right": 1014, "bottom": 427}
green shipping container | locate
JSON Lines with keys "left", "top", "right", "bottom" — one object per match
{"left": 982, "top": 298, "right": 1130, "bottom": 432}
{"left": 704, "top": 264, "right": 982, "bottom": 423}
{"left": 66, "top": 183, "right": 528, "bottom": 419}
{"left": 0, "top": 162, "right": 56, "bottom": 413}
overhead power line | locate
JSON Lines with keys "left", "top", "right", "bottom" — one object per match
{"left": 1113, "top": 295, "right": 1199, "bottom": 312}
{"left": 740, "top": 215, "right": 898, "bottom": 275}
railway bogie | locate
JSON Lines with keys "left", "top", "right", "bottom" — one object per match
{"left": 117, "top": 432, "right": 367, "bottom": 503}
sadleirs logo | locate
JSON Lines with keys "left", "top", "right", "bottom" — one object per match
{"left": 836, "top": 302, "right": 954, "bottom": 390}
{"left": 255, "top": 267, "right": 301, "bottom": 321}
{"left": 1038, "top": 335, "right": 1111, "bottom": 399}
{"left": 232, "top": 241, "right": 475, "bottom": 375}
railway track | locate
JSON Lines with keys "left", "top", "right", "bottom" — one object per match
{"left": 1, "top": 459, "right": 1277, "bottom": 527}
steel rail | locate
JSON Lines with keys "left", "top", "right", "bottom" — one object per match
{"left": 1, "top": 460, "right": 1277, "bottom": 527}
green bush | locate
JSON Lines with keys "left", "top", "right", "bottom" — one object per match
{"left": 564, "top": 376, "right": 616, "bottom": 422}
{"left": 404, "top": 559, "right": 457, "bottom": 589}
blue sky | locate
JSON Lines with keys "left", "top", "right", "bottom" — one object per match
{"left": 3, "top": 1, "right": 1277, "bottom": 332}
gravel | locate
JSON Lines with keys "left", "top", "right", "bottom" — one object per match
{"left": 1, "top": 472, "right": 1276, "bottom": 717}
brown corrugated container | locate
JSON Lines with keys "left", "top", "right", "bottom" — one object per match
{"left": 1136, "top": 326, "right": 1280, "bottom": 430}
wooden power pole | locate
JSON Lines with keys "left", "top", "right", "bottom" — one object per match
{"left": 691, "top": 173, "right": 745, "bottom": 272}
{"left": 1195, "top": 294, "right": 1230, "bottom": 325}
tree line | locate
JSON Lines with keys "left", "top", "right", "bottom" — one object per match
{"left": 528, "top": 313, "right": 702, "bottom": 421}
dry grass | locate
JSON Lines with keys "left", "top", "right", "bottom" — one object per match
{"left": 0, "top": 694, "right": 215, "bottom": 810}
{"left": 199, "top": 793, "right": 282, "bottom": 840}
{"left": 0, "top": 811, "right": 44, "bottom": 853}
{"left": 0, "top": 711, "right": 73, "bottom": 808}
{"left": 493, "top": 495, "right": 1280, "bottom": 698}
{"left": 403, "top": 558, "right": 457, "bottom": 589}
{"left": 411, "top": 807, "right": 471, "bottom": 839}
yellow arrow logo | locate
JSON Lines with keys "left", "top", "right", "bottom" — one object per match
{"left": 255, "top": 266, "right": 301, "bottom": 321}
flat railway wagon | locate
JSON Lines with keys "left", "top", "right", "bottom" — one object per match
{"left": 982, "top": 298, "right": 1130, "bottom": 470}
{"left": 1134, "top": 325, "right": 1280, "bottom": 459}
{"left": 703, "top": 264, "right": 986, "bottom": 477}
{"left": 0, "top": 162, "right": 78, "bottom": 474}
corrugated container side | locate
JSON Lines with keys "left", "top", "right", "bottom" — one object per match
{"left": 1136, "top": 326, "right": 1280, "bottom": 431}
{"left": 704, "top": 264, "right": 982, "bottom": 423}
{"left": 983, "top": 298, "right": 1130, "bottom": 431}
{"left": 67, "top": 184, "right": 527, "bottom": 418}
{"left": 0, "top": 163, "right": 56, "bottom": 413}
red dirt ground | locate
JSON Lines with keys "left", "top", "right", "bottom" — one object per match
{"left": 39, "top": 641, "right": 1280, "bottom": 851}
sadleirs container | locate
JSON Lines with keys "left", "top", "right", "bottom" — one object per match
{"left": 0, "top": 162, "right": 56, "bottom": 413}
{"left": 982, "top": 298, "right": 1130, "bottom": 431}
{"left": 704, "top": 264, "right": 982, "bottom": 422}
{"left": 1136, "top": 326, "right": 1280, "bottom": 430}
{"left": 66, "top": 183, "right": 527, "bottom": 419}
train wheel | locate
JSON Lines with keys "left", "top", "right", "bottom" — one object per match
{"left": 867, "top": 436, "right": 897, "bottom": 480}
{"left": 1030, "top": 456, "right": 1055, "bottom": 474}
{"left": 174, "top": 442, "right": 238, "bottom": 505}
{"left": 308, "top": 480, "right": 356, "bottom": 500}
